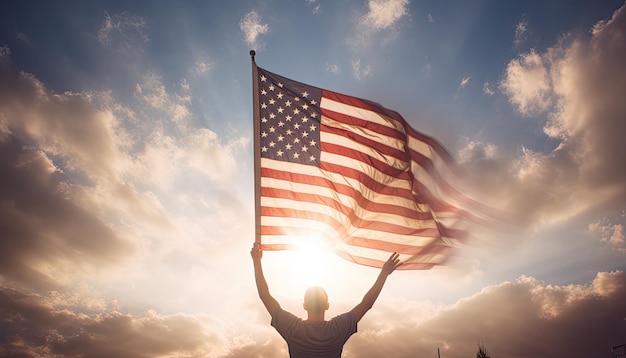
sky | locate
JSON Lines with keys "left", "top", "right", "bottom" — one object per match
{"left": 1, "top": 0, "right": 625, "bottom": 357}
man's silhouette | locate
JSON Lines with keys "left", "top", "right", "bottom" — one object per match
{"left": 251, "top": 243, "right": 402, "bottom": 357}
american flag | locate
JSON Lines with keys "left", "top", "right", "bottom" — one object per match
{"left": 255, "top": 66, "right": 479, "bottom": 269}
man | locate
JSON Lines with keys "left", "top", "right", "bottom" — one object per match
{"left": 251, "top": 243, "right": 402, "bottom": 357}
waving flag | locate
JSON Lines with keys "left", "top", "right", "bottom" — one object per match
{"left": 252, "top": 60, "right": 483, "bottom": 269}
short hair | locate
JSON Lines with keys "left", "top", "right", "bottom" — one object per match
{"left": 304, "top": 286, "right": 328, "bottom": 314}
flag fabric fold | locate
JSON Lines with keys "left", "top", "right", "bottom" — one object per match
{"left": 254, "top": 65, "right": 478, "bottom": 270}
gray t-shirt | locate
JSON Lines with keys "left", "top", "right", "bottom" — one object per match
{"left": 271, "top": 308, "right": 358, "bottom": 358}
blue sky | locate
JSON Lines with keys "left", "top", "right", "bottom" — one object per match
{"left": 1, "top": 1, "right": 625, "bottom": 357}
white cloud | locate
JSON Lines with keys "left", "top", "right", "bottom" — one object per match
{"left": 359, "top": 0, "right": 410, "bottom": 30}
{"left": 500, "top": 50, "right": 553, "bottom": 115}
{"left": 326, "top": 62, "right": 340, "bottom": 75}
{"left": 482, "top": 82, "right": 494, "bottom": 95}
{"left": 459, "top": 76, "right": 471, "bottom": 88}
{"left": 98, "top": 11, "right": 149, "bottom": 51}
{"left": 514, "top": 17, "right": 529, "bottom": 45}
{"left": 239, "top": 11, "right": 269, "bottom": 48}
{"left": 427, "top": 12, "right": 434, "bottom": 23}
{"left": 589, "top": 217, "right": 626, "bottom": 252}
{"left": 351, "top": 58, "right": 372, "bottom": 80}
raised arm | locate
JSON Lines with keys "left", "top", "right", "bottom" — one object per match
{"left": 251, "top": 243, "right": 281, "bottom": 316}
{"left": 352, "top": 252, "right": 402, "bottom": 322}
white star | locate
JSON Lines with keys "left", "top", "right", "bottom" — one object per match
{"left": 261, "top": 117, "right": 267, "bottom": 123}
{"left": 261, "top": 146, "right": 268, "bottom": 152}
{"left": 260, "top": 75, "right": 267, "bottom": 82}
{"left": 261, "top": 103, "right": 267, "bottom": 109}
{"left": 277, "top": 82, "right": 284, "bottom": 87}
{"left": 293, "top": 108, "right": 300, "bottom": 115}
{"left": 285, "top": 143, "right": 293, "bottom": 150}
{"left": 302, "top": 131, "right": 309, "bottom": 138}
{"left": 277, "top": 107, "right": 284, "bottom": 113}
{"left": 286, "top": 129, "right": 293, "bottom": 135}
{"left": 269, "top": 99, "right": 276, "bottom": 105}
{"left": 285, "top": 100, "right": 292, "bottom": 107}
{"left": 261, "top": 89, "right": 267, "bottom": 95}
{"left": 310, "top": 99, "right": 317, "bottom": 105}
{"left": 309, "top": 140, "right": 316, "bottom": 146}
{"left": 309, "top": 124, "right": 316, "bottom": 131}
{"left": 309, "top": 155, "right": 316, "bottom": 161}
{"left": 277, "top": 92, "right": 284, "bottom": 99}
{"left": 302, "top": 91, "right": 309, "bottom": 98}
{"left": 294, "top": 97, "right": 300, "bottom": 102}
{"left": 277, "top": 135, "right": 284, "bottom": 141}
{"left": 311, "top": 112, "right": 317, "bottom": 118}
{"left": 302, "top": 104, "right": 309, "bottom": 110}
{"left": 294, "top": 138, "right": 300, "bottom": 143}
{"left": 294, "top": 123, "right": 301, "bottom": 129}
{"left": 269, "top": 113, "right": 276, "bottom": 119}
{"left": 269, "top": 141, "right": 276, "bottom": 147}
{"left": 268, "top": 84, "right": 275, "bottom": 91}
{"left": 278, "top": 121, "right": 285, "bottom": 127}
{"left": 277, "top": 150, "right": 284, "bottom": 157}
{"left": 301, "top": 145, "right": 308, "bottom": 152}
{"left": 302, "top": 116, "right": 308, "bottom": 123}
{"left": 293, "top": 152, "right": 300, "bottom": 159}
{"left": 261, "top": 131, "right": 268, "bottom": 137}
{"left": 285, "top": 115, "right": 292, "bottom": 121}
{"left": 269, "top": 126, "right": 276, "bottom": 132}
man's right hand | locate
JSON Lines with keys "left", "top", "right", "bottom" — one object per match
{"left": 251, "top": 243, "right": 263, "bottom": 261}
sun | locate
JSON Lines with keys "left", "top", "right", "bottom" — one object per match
{"left": 268, "top": 235, "right": 342, "bottom": 297}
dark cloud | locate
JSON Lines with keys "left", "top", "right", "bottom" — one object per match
{"left": 0, "top": 286, "right": 218, "bottom": 358}
{"left": 349, "top": 271, "right": 626, "bottom": 357}
{"left": 2, "top": 271, "right": 624, "bottom": 357}
{"left": 0, "top": 138, "right": 133, "bottom": 290}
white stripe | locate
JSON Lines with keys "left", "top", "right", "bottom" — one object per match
{"left": 321, "top": 97, "right": 405, "bottom": 133}
{"left": 261, "top": 199, "right": 440, "bottom": 245}
{"left": 322, "top": 131, "right": 409, "bottom": 171}
{"left": 261, "top": 175, "right": 427, "bottom": 216}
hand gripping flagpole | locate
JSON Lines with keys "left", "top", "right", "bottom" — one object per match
{"left": 250, "top": 50, "right": 262, "bottom": 245}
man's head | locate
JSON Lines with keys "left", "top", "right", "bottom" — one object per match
{"left": 303, "top": 286, "right": 329, "bottom": 314}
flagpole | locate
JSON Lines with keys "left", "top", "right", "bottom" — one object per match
{"left": 250, "top": 50, "right": 261, "bottom": 245}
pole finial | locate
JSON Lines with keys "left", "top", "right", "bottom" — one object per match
{"left": 250, "top": 50, "right": 256, "bottom": 62}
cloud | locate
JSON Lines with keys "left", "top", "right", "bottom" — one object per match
{"left": 351, "top": 58, "right": 372, "bottom": 80}
{"left": 0, "top": 48, "right": 247, "bottom": 301}
{"left": 239, "top": 11, "right": 269, "bottom": 48}
{"left": 359, "top": 0, "right": 409, "bottom": 30}
{"left": 3, "top": 269, "right": 623, "bottom": 357}
{"left": 349, "top": 0, "right": 409, "bottom": 52}
{"left": 326, "top": 62, "right": 341, "bottom": 75}
{"left": 427, "top": 12, "right": 434, "bottom": 23}
{"left": 589, "top": 217, "right": 626, "bottom": 252}
{"left": 482, "top": 82, "right": 494, "bottom": 95}
{"left": 0, "top": 287, "right": 228, "bottom": 357}
{"left": 514, "top": 16, "right": 529, "bottom": 46}
{"left": 98, "top": 11, "right": 149, "bottom": 51}
{"left": 459, "top": 76, "right": 471, "bottom": 88}
{"left": 342, "top": 271, "right": 626, "bottom": 357}
{"left": 461, "top": 4, "right": 626, "bottom": 228}
{"left": 500, "top": 50, "right": 553, "bottom": 115}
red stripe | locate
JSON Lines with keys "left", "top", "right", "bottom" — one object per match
{"left": 322, "top": 141, "right": 409, "bottom": 178}
{"left": 321, "top": 107, "right": 406, "bottom": 142}
{"left": 262, "top": 186, "right": 432, "bottom": 221}
{"left": 261, "top": 206, "right": 443, "bottom": 237}
{"left": 324, "top": 90, "right": 454, "bottom": 163}
{"left": 261, "top": 166, "right": 417, "bottom": 202}
{"left": 322, "top": 123, "right": 406, "bottom": 160}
